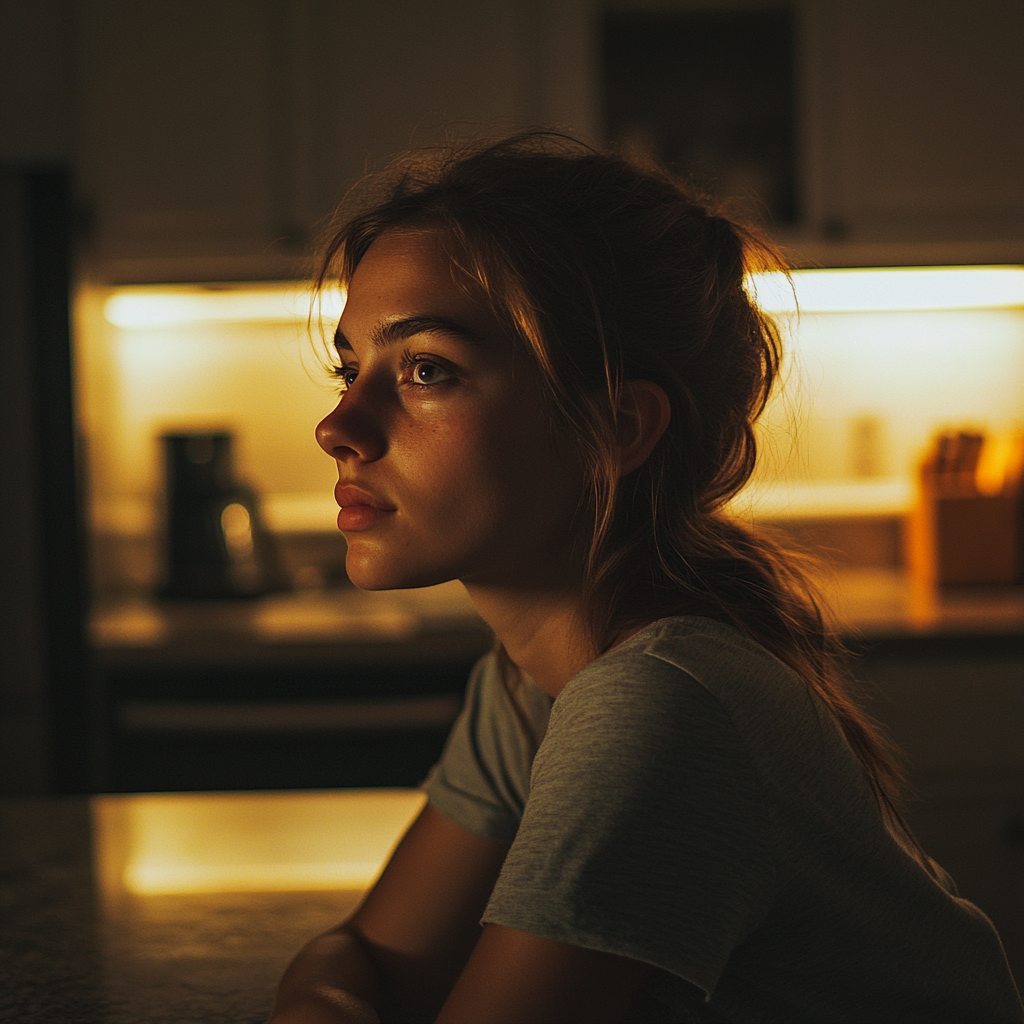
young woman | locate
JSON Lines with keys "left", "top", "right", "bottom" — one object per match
{"left": 270, "top": 135, "right": 1022, "bottom": 1024}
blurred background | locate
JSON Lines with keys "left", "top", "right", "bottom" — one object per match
{"left": 1, "top": 0, "right": 1023, "bottom": 982}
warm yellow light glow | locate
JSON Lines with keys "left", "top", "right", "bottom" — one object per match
{"left": 90, "top": 600, "right": 168, "bottom": 647}
{"left": 92, "top": 789, "right": 426, "bottom": 895}
{"left": 252, "top": 595, "right": 419, "bottom": 641}
{"left": 221, "top": 502, "right": 254, "bottom": 560}
{"left": 105, "top": 269, "right": 1024, "bottom": 326}
{"left": 747, "top": 266, "right": 1024, "bottom": 313}
{"left": 80, "top": 269, "right": 1024, "bottom": 537}
{"left": 974, "top": 432, "right": 1024, "bottom": 497}
{"left": 730, "top": 478, "right": 914, "bottom": 520}
{"left": 104, "top": 284, "right": 344, "bottom": 328}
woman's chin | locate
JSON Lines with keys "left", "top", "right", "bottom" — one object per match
{"left": 344, "top": 552, "right": 453, "bottom": 592}
{"left": 344, "top": 563, "right": 404, "bottom": 591}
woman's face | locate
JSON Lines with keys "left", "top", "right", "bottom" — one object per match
{"left": 316, "top": 229, "right": 584, "bottom": 592}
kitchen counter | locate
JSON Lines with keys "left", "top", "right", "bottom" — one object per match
{"left": 816, "top": 567, "right": 1024, "bottom": 642}
{"left": 91, "top": 579, "right": 495, "bottom": 671}
{"left": 92, "top": 569, "right": 1024, "bottom": 658}
{"left": 1, "top": 791, "right": 422, "bottom": 1024}
{"left": 85, "top": 571, "right": 1022, "bottom": 795}
{"left": 6, "top": 575, "right": 1022, "bottom": 1018}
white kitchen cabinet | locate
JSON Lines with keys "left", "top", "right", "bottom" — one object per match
{"left": 74, "top": 0, "right": 591, "bottom": 283}
{"left": 800, "top": 0, "right": 1024, "bottom": 244}
{"left": 792, "top": 0, "right": 1024, "bottom": 268}
{"left": 75, "top": 0, "right": 526, "bottom": 281}
{"left": 60, "top": 0, "right": 1024, "bottom": 278}
{"left": 76, "top": 0, "right": 282, "bottom": 280}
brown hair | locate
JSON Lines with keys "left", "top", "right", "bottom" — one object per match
{"left": 315, "top": 132, "right": 916, "bottom": 844}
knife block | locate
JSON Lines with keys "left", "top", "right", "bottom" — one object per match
{"left": 906, "top": 464, "right": 1023, "bottom": 586}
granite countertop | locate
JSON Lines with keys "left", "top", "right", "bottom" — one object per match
{"left": 1, "top": 792, "right": 420, "bottom": 1024}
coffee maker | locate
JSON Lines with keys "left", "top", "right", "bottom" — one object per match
{"left": 159, "top": 432, "right": 287, "bottom": 599}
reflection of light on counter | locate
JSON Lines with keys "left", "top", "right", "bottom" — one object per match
{"left": 91, "top": 599, "right": 168, "bottom": 646}
{"left": 104, "top": 284, "right": 344, "bottom": 327}
{"left": 92, "top": 789, "right": 425, "bottom": 896}
{"left": 89, "top": 581, "right": 481, "bottom": 649}
{"left": 253, "top": 593, "right": 419, "bottom": 641}
{"left": 748, "top": 265, "right": 1024, "bottom": 313}
{"left": 248, "top": 582, "right": 478, "bottom": 641}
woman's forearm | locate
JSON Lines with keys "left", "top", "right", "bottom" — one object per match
{"left": 269, "top": 928, "right": 382, "bottom": 1024}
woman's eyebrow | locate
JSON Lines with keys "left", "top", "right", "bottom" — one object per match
{"left": 333, "top": 324, "right": 354, "bottom": 354}
{"left": 334, "top": 315, "right": 484, "bottom": 355}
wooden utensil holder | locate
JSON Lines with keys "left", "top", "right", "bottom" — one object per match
{"left": 906, "top": 467, "right": 1023, "bottom": 586}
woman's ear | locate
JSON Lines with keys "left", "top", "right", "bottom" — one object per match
{"left": 616, "top": 380, "right": 671, "bottom": 477}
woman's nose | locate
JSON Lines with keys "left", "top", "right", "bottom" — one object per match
{"left": 315, "top": 390, "right": 385, "bottom": 463}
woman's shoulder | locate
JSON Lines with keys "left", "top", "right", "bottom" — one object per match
{"left": 618, "top": 614, "right": 792, "bottom": 676}
{"left": 555, "top": 615, "right": 857, "bottom": 796}
{"left": 562, "top": 615, "right": 805, "bottom": 719}
{"left": 542, "top": 617, "right": 768, "bottom": 781}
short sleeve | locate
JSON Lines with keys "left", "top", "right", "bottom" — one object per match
{"left": 425, "top": 652, "right": 552, "bottom": 844}
{"left": 482, "top": 651, "right": 777, "bottom": 997}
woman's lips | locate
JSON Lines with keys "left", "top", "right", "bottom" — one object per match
{"left": 334, "top": 484, "right": 395, "bottom": 532}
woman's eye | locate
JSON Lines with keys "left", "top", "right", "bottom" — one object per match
{"left": 332, "top": 365, "right": 358, "bottom": 391}
{"left": 407, "top": 359, "right": 454, "bottom": 387}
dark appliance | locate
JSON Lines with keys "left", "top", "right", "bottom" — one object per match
{"left": 159, "top": 432, "right": 286, "bottom": 599}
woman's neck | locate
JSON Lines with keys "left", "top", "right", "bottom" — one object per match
{"left": 461, "top": 583, "right": 592, "bottom": 698}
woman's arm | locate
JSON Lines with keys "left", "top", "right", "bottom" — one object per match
{"left": 269, "top": 802, "right": 510, "bottom": 1023}
{"left": 270, "top": 801, "right": 658, "bottom": 1024}
{"left": 436, "top": 924, "right": 658, "bottom": 1024}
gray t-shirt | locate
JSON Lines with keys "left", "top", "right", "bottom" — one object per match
{"left": 426, "top": 617, "right": 1022, "bottom": 1023}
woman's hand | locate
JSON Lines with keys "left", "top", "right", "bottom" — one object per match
{"left": 268, "top": 928, "right": 382, "bottom": 1023}
{"left": 268, "top": 989, "right": 379, "bottom": 1024}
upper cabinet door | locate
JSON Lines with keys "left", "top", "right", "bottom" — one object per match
{"left": 71, "top": 0, "right": 1022, "bottom": 280}
{"left": 77, "top": 0, "right": 280, "bottom": 279}
{"left": 802, "top": 0, "right": 1024, "bottom": 244}
{"left": 74, "top": 0, "right": 547, "bottom": 283}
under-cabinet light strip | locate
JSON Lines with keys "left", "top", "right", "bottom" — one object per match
{"left": 104, "top": 286, "right": 344, "bottom": 328}
{"left": 103, "top": 266, "right": 1024, "bottom": 328}
{"left": 748, "top": 265, "right": 1024, "bottom": 314}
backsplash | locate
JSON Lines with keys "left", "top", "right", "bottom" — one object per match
{"left": 754, "top": 306, "right": 1024, "bottom": 485}
{"left": 74, "top": 270, "right": 1024, "bottom": 593}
